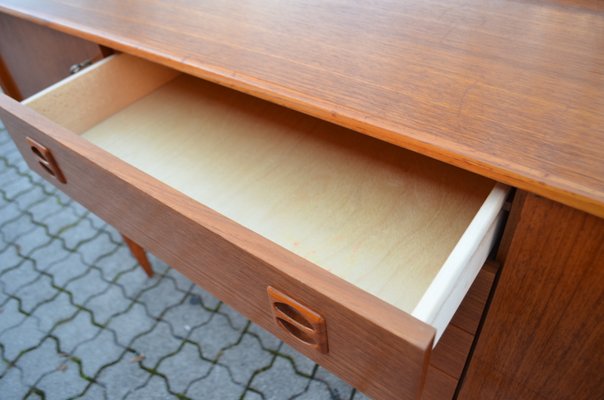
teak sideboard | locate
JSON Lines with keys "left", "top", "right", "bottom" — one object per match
{"left": 0, "top": 1, "right": 602, "bottom": 399}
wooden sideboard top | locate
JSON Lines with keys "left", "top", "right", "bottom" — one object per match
{"left": 1, "top": 0, "right": 603, "bottom": 217}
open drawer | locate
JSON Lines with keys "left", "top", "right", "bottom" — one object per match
{"left": 0, "top": 54, "right": 508, "bottom": 400}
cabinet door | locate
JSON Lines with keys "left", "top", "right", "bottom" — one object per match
{"left": 459, "top": 192, "right": 604, "bottom": 399}
{"left": 0, "top": 12, "right": 105, "bottom": 100}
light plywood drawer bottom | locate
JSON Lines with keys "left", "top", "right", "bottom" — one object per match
{"left": 0, "top": 54, "right": 508, "bottom": 400}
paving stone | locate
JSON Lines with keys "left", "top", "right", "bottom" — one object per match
{"left": 0, "top": 244, "right": 21, "bottom": 274}
{"left": 0, "top": 164, "right": 22, "bottom": 187}
{"left": 313, "top": 366, "right": 354, "bottom": 400}
{"left": 219, "top": 334, "right": 273, "bottom": 385}
{"left": 36, "top": 358, "right": 88, "bottom": 400}
{"left": 0, "top": 135, "right": 18, "bottom": 151}
{"left": 250, "top": 356, "right": 310, "bottom": 400}
{"left": 189, "top": 313, "right": 244, "bottom": 361}
{"left": 129, "top": 321, "right": 181, "bottom": 369}
{"left": 25, "top": 389, "right": 45, "bottom": 399}
{"left": 86, "top": 284, "right": 133, "bottom": 325}
{"left": 44, "top": 206, "right": 81, "bottom": 236}
{"left": 4, "top": 147, "right": 28, "bottom": 173}
{"left": 188, "top": 283, "right": 220, "bottom": 310}
{"left": 77, "top": 231, "right": 119, "bottom": 266}
{"left": 107, "top": 303, "right": 155, "bottom": 347}
{"left": 352, "top": 390, "right": 371, "bottom": 399}
{"left": 52, "top": 188, "right": 72, "bottom": 207}
{"left": 78, "top": 383, "right": 107, "bottom": 400}
{"left": 17, "top": 338, "right": 63, "bottom": 386}
{"left": 147, "top": 253, "right": 171, "bottom": 276}
{"left": 96, "top": 245, "right": 137, "bottom": 282}
{"left": 52, "top": 310, "right": 100, "bottom": 354}
{"left": 295, "top": 380, "right": 337, "bottom": 400}
{"left": 12, "top": 224, "right": 52, "bottom": 256}
{"left": 87, "top": 212, "right": 111, "bottom": 233}
{"left": 0, "top": 298, "right": 26, "bottom": 334}
{"left": 96, "top": 353, "right": 152, "bottom": 400}
{"left": 242, "top": 390, "right": 264, "bottom": 400}
{"left": 68, "top": 200, "right": 89, "bottom": 218}
{"left": 32, "top": 292, "right": 78, "bottom": 332}
{"left": 1, "top": 213, "right": 36, "bottom": 243}
{"left": 65, "top": 268, "right": 110, "bottom": 306}
{"left": 278, "top": 344, "right": 315, "bottom": 377}
{"left": 160, "top": 301, "right": 212, "bottom": 339}
{"left": 0, "top": 128, "right": 11, "bottom": 138}
{"left": 158, "top": 342, "right": 212, "bottom": 393}
{"left": 0, "top": 196, "right": 8, "bottom": 213}
{"left": 219, "top": 303, "right": 248, "bottom": 331}
{"left": 0, "top": 198, "right": 24, "bottom": 225}
{"left": 0, "top": 365, "right": 29, "bottom": 399}
{"left": 63, "top": 218, "right": 100, "bottom": 251}
{"left": 14, "top": 275, "right": 59, "bottom": 313}
{"left": 2, "top": 175, "right": 34, "bottom": 200}
{"left": 0, "top": 353, "right": 8, "bottom": 376}
{"left": 163, "top": 267, "right": 194, "bottom": 292}
{"left": 0, "top": 317, "right": 46, "bottom": 360}
{"left": 27, "top": 173, "right": 56, "bottom": 195}
{"left": 14, "top": 186, "right": 46, "bottom": 212}
{"left": 0, "top": 289, "right": 7, "bottom": 306}
{"left": 46, "top": 252, "right": 90, "bottom": 287}
{"left": 101, "top": 225, "right": 122, "bottom": 245}
{"left": 186, "top": 364, "right": 244, "bottom": 400}
{"left": 124, "top": 375, "right": 176, "bottom": 400}
{"left": 138, "top": 277, "right": 187, "bottom": 318}
{"left": 27, "top": 238, "right": 69, "bottom": 273}
{"left": 1, "top": 260, "right": 39, "bottom": 294}
{"left": 28, "top": 196, "right": 65, "bottom": 223}
{"left": 245, "top": 323, "right": 282, "bottom": 352}
{"left": 115, "top": 266, "right": 159, "bottom": 300}
{"left": 38, "top": 180, "right": 63, "bottom": 198}
{"left": 73, "top": 329, "right": 122, "bottom": 378}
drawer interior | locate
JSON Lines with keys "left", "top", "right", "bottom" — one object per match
{"left": 24, "top": 55, "right": 499, "bottom": 331}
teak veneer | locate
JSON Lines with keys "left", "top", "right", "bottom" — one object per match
{"left": 460, "top": 193, "right": 604, "bottom": 399}
{"left": 1, "top": 2, "right": 603, "bottom": 399}
{"left": 0, "top": 12, "right": 103, "bottom": 100}
{"left": 0, "top": 0, "right": 602, "bottom": 217}
{"left": 0, "top": 53, "right": 507, "bottom": 400}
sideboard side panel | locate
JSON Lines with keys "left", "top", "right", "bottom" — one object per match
{"left": 459, "top": 192, "right": 604, "bottom": 399}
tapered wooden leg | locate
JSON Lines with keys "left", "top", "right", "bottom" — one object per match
{"left": 121, "top": 234, "right": 154, "bottom": 277}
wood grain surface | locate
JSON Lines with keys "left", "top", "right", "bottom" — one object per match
{"left": 459, "top": 193, "right": 604, "bottom": 399}
{"left": 0, "top": 90, "right": 436, "bottom": 400}
{"left": 424, "top": 261, "right": 497, "bottom": 400}
{"left": 79, "top": 73, "right": 492, "bottom": 315}
{"left": 0, "top": 12, "right": 102, "bottom": 100}
{"left": 0, "top": 0, "right": 602, "bottom": 217}
{"left": 0, "top": 54, "right": 502, "bottom": 400}
{"left": 21, "top": 53, "right": 495, "bottom": 318}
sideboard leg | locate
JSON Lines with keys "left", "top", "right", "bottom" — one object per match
{"left": 121, "top": 234, "right": 154, "bottom": 278}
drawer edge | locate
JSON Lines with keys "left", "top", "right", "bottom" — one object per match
{"left": 412, "top": 183, "right": 509, "bottom": 342}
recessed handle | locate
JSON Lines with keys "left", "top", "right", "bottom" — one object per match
{"left": 26, "top": 137, "right": 66, "bottom": 184}
{"left": 267, "top": 286, "right": 328, "bottom": 354}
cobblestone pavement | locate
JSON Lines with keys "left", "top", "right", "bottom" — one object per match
{"left": 0, "top": 124, "right": 369, "bottom": 399}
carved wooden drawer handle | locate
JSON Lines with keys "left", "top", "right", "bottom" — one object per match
{"left": 267, "top": 286, "right": 328, "bottom": 354}
{"left": 26, "top": 137, "right": 66, "bottom": 184}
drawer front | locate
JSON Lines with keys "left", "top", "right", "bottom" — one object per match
{"left": 0, "top": 93, "right": 436, "bottom": 400}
